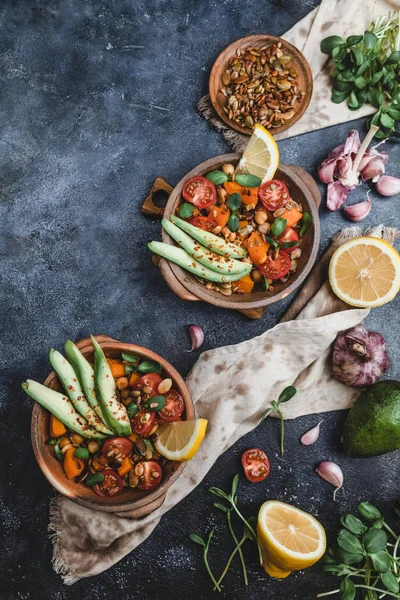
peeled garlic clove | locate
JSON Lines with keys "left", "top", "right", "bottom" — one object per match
{"left": 343, "top": 198, "right": 371, "bottom": 222}
{"left": 300, "top": 421, "right": 322, "bottom": 446}
{"left": 375, "top": 175, "right": 400, "bottom": 197}
{"left": 326, "top": 181, "right": 350, "bottom": 211}
{"left": 360, "top": 153, "right": 388, "bottom": 182}
{"left": 316, "top": 461, "right": 343, "bottom": 501}
{"left": 187, "top": 325, "right": 204, "bottom": 352}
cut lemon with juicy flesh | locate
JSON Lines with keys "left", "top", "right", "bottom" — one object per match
{"left": 154, "top": 418, "right": 207, "bottom": 461}
{"left": 257, "top": 501, "right": 326, "bottom": 578}
{"left": 329, "top": 237, "right": 400, "bottom": 308}
{"left": 235, "top": 123, "right": 279, "bottom": 183}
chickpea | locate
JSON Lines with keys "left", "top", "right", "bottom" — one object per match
{"left": 120, "top": 389, "right": 130, "bottom": 399}
{"left": 251, "top": 270, "right": 262, "bottom": 283}
{"left": 221, "top": 163, "right": 235, "bottom": 177}
{"left": 221, "top": 226, "right": 230, "bottom": 238}
{"left": 255, "top": 210, "right": 268, "bottom": 225}
{"left": 116, "top": 376, "right": 128, "bottom": 390}
{"left": 228, "top": 232, "right": 237, "bottom": 242}
{"left": 258, "top": 223, "right": 270, "bottom": 235}
{"left": 88, "top": 440, "right": 101, "bottom": 454}
{"left": 59, "top": 436, "right": 71, "bottom": 449}
{"left": 71, "top": 433, "right": 84, "bottom": 445}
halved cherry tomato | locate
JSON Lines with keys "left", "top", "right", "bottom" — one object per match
{"left": 93, "top": 469, "right": 124, "bottom": 497}
{"left": 102, "top": 437, "right": 133, "bottom": 460}
{"left": 259, "top": 252, "right": 291, "bottom": 280}
{"left": 159, "top": 389, "right": 184, "bottom": 422}
{"left": 182, "top": 176, "right": 216, "bottom": 209}
{"left": 189, "top": 216, "right": 217, "bottom": 232}
{"left": 132, "top": 373, "right": 162, "bottom": 397}
{"left": 278, "top": 226, "right": 299, "bottom": 255}
{"left": 130, "top": 409, "right": 156, "bottom": 437}
{"left": 241, "top": 448, "right": 270, "bottom": 483}
{"left": 259, "top": 180, "right": 290, "bottom": 211}
{"left": 137, "top": 460, "right": 163, "bottom": 491}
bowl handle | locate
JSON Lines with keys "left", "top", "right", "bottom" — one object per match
{"left": 141, "top": 176, "right": 173, "bottom": 218}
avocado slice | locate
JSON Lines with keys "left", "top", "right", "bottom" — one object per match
{"left": 342, "top": 380, "right": 400, "bottom": 457}
{"left": 170, "top": 215, "right": 247, "bottom": 258}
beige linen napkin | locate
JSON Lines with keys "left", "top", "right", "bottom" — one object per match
{"left": 50, "top": 224, "right": 399, "bottom": 584}
{"left": 198, "top": 0, "right": 400, "bottom": 150}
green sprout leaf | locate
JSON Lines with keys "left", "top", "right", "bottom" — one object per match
{"left": 188, "top": 533, "right": 206, "bottom": 546}
{"left": 278, "top": 386, "right": 297, "bottom": 404}
{"left": 339, "top": 578, "right": 356, "bottom": 600}
{"left": 362, "top": 529, "right": 387, "bottom": 553}
{"left": 340, "top": 514, "right": 367, "bottom": 536}
{"left": 381, "top": 570, "right": 400, "bottom": 593}
{"left": 337, "top": 529, "right": 365, "bottom": 555}
{"left": 358, "top": 502, "right": 382, "bottom": 522}
{"left": 346, "top": 35, "right": 363, "bottom": 47}
{"left": 363, "top": 30, "right": 378, "bottom": 49}
{"left": 370, "top": 550, "right": 390, "bottom": 573}
{"left": 321, "top": 35, "right": 345, "bottom": 54}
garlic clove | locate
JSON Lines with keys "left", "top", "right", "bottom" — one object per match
{"left": 375, "top": 175, "right": 400, "bottom": 197}
{"left": 187, "top": 325, "right": 204, "bottom": 352}
{"left": 327, "top": 181, "right": 350, "bottom": 211}
{"left": 300, "top": 421, "right": 322, "bottom": 446}
{"left": 360, "top": 153, "right": 388, "bottom": 182}
{"left": 318, "top": 144, "right": 345, "bottom": 183}
{"left": 343, "top": 198, "right": 371, "bottom": 222}
{"left": 316, "top": 461, "right": 343, "bottom": 501}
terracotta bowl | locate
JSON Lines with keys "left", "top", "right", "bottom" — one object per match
{"left": 31, "top": 335, "right": 194, "bottom": 515}
{"left": 209, "top": 34, "right": 313, "bottom": 136}
{"left": 161, "top": 153, "right": 320, "bottom": 312}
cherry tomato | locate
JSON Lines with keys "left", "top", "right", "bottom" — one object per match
{"left": 241, "top": 448, "right": 270, "bottom": 483}
{"left": 182, "top": 176, "right": 216, "bottom": 209}
{"left": 278, "top": 226, "right": 300, "bottom": 255}
{"left": 259, "top": 252, "right": 291, "bottom": 280}
{"left": 259, "top": 180, "right": 290, "bottom": 211}
{"left": 189, "top": 216, "right": 217, "bottom": 232}
{"left": 159, "top": 389, "right": 184, "bottom": 422}
{"left": 137, "top": 460, "right": 163, "bottom": 491}
{"left": 93, "top": 469, "right": 124, "bottom": 497}
{"left": 130, "top": 409, "right": 156, "bottom": 437}
{"left": 102, "top": 437, "right": 133, "bottom": 460}
{"left": 132, "top": 373, "right": 162, "bottom": 397}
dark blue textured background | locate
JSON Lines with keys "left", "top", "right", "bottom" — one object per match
{"left": 0, "top": 1, "right": 399, "bottom": 599}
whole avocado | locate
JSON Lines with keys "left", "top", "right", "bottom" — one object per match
{"left": 342, "top": 380, "right": 400, "bottom": 458}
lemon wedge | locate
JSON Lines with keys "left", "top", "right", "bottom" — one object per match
{"left": 235, "top": 123, "right": 279, "bottom": 183}
{"left": 154, "top": 418, "right": 207, "bottom": 461}
{"left": 257, "top": 501, "right": 326, "bottom": 579}
{"left": 329, "top": 237, "right": 400, "bottom": 308}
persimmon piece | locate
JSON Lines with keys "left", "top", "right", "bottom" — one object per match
{"left": 248, "top": 232, "right": 270, "bottom": 266}
{"left": 235, "top": 274, "right": 254, "bottom": 294}
{"left": 107, "top": 359, "right": 125, "bottom": 378}
{"left": 118, "top": 457, "right": 133, "bottom": 477}
{"left": 210, "top": 205, "right": 230, "bottom": 228}
{"left": 280, "top": 207, "right": 303, "bottom": 227}
{"left": 50, "top": 414, "right": 66, "bottom": 438}
{"left": 128, "top": 371, "right": 141, "bottom": 387}
{"left": 63, "top": 447, "right": 84, "bottom": 480}
{"left": 224, "top": 182, "right": 259, "bottom": 206}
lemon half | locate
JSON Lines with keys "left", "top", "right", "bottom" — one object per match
{"left": 154, "top": 418, "right": 207, "bottom": 461}
{"left": 235, "top": 124, "right": 279, "bottom": 183}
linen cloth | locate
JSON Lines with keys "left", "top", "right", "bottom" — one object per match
{"left": 198, "top": 0, "right": 400, "bottom": 150}
{"left": 49, "top": 224, "right": 399, "bottom": 584}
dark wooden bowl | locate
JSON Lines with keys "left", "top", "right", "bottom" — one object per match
{"left": 31, "top": 335, "right": 195, "bottom": 516}
{"left": 161, "top": 153, "right": 320, "bottom": 312}
{"left": 209, "top": 34, "right": 313, "bottom": 136}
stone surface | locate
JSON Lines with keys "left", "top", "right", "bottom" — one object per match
{"left": 0, "top": 1, "right": 399, "bottom": 599}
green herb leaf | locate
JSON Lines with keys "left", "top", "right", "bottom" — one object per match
{"left": 227, "top": 214, "right": 239, "bottom": 232}
{"left": 346, "top": 35, "right": 363, "bottom": 47}
{"left": 263, "top": 276, "right": 269, "bottom": 291}
{"left": 341, "top": 514, "right": 367, "bottom": 536}
{"left": 227, "top": 193, "right": 242, "bottom": 212}
{"left": 332, "top": 89, "right": 349, "bottom": 104}
{"left": 54, "top": 442, "right": 64, "bottom": 462}
{"left": 125, "top": 363, "right": 136, "bottom": 375}
{"left": 358, "top": 502, "right": 381, "bottom": 521}
{"left": 355, "top": 59, "right": 369, "bottom": 77}
{"left": 235, "top": 174, "right": 262, "bottom": 188}
{"left": 386, "top": 106, "right": 400, "bottom": 120}
{"left": 363, "top": 30, "right": 378, "bottom": 49}
{"left": 381, "top": 570, "right": 400, "bottom": 593}
{"left": 380, "top": 112, "right": 395, "bottom": 128}
{"left": 137, "top": 360, "right": 162, "bottom": 374}
{"left": 336, "top": 547, "right": 365, "bottom": 565}
{"left": 370, "top": 550, "right": 390, "bottom": 573}
{"left": 270, "top": 217, "right": 287, "bottom": 237}
{"left": 332, "top": 45, "right": 347, "bottom": 62}
{"left": 188, "top": 533, "right": 206, "bottom": 547}
{"left": 354, "top": 76, "right": 367, "bottom": 89}
{"left": 339, "top": 578, "right": 356, "bottom": 600}
{"left": 178, "top": 202, "right": 195, "bottom": 219}
{"left": 264, "top": 235, "right": 279, "bottom": 249}
{"left": 272, "top": 400, "right": 279, "bottom": 411}
{"left": 213, "top": 502, "right": 229, "bottom": 513}
{"left": 278, "top": 386, "right": 297, "bottom": 404}
{"left": 368, "top": 87, "right": 384, "bottom": 108}
{"left": 121, "top": 352, "right": 139, "bottom": 363}
{"left": 231, "top": 474, "right": 239, "bottom": 499}
{"left": 369, "top": 71, "right": 383, "bottom": 86}
{"left": 204, "top": 170, "right": 228, "bottom": 185}
{"left": 46, "top": 438, "right": 58, "bottom": 445}
{"left": 334, "top": 80, "right": 354, "bottom": 92}
{"left": 362, "top": 529, "right": 387, "bottom": 553}
{"left": 321, "top": 35, "right": 345, "bottom": 54}
{"left": 127, "top": 402, "right": 139, "bottom": 418}
{"left": 280, "top": 241, "right": 299, "bottom": 249}
{"left": 351, "top": 47, "right": 364, "bottom": 66}
{"left": 209, "top": 487, "right": 229, "bottom": 499}
{"left": 348, "top": 91, "right": 360, "bottom": 110}
{"left": 386, "top": 50, "right": 400, "bottom": 65}
{"left": 299, "top": 212, "right": 311, "bottom": 236}
{"left": 337, "top": 529, "right": 365, "bottom": 555}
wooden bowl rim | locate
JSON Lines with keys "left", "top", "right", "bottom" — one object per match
{"left": 161, "top": 153, "right": 320, "bottom": 310}
{"left": 209, "top": 33, "right": 313, "bottom": 135}
{"left": 31, "top": 337, "right": 194, "bottom": 513}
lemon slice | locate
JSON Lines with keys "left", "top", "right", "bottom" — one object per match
{"left": 235, "top": 123, "right": 279, "bottom": 183}
{"left": 154, "top": 419, "right": 207, "bottom": 461}
{"left": 257, "top": 501, "right": 326, "bottom": 579}
{"left": 329, "top": 237, "right": 400, "bottom": 308}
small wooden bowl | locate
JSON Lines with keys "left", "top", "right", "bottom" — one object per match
{"left": 161, "top": 153, "right": 320, "bottom": 312}
{"left": 209, "top": 34, "right": 313, "bottom": 136}
{"left": 31, "top": 335, "right": 194, "bottom": 516}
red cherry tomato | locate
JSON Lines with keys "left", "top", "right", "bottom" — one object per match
{"left": 102, "top": 437, "right": 133, "bottom": 460}
{"left": 278, "top": 226, "right": 300, "bottom": 255}
{"left": 132, "top": 373, "right": 162, "bottom": 397}
{"left": 241, "top": 448, "right": 270, "bottom": 483}
{"left": 93, "top": 469, "right": 124, "bottom": 497}
{"left": 259, "top": 252, "right": 291, "bottom": 280}
{"left": 259, "top": 180, "right": 290, "bottom": 211}
{"left": 182, "top": 176, "right": 216, "bottom": 209}
{"left": 130, "top": 409, "right": 156, "bottom": 437}
{"left": 159, "top": 389, "right": 184, "bottom": 422}
{"left": 137, "top": 460, "right": 163, "bottom": 491}
{"left": 189, "top": 216, "right": 217, "bottom": 232}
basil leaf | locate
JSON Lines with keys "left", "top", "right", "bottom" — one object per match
{"left": 234, "top": 174, "right": 262, "bottom": 188}
{"left": 337, "top": 529, "right": 365, "bottom": 555}
{"left": 380, "top": 113, "right": 395, "bottom": 128}
{"left": 263, "top": 276, "right": 269, "bottom": 290}
{"left": 381, "top": 570, "right": 400, "bottom": 593}
{"left": 358, "top": 502, "right": 381, "bottom": 521}
{"left": 54, "top": 442, "right": 64, "bottom": 462}
{"left": 121, "top": 352, "right": 139, "bottom": 363}
{"left": 386, "top": 50, "right": 400, "bottom": 65}
{"left": 332, "top": 45, "right": 347, "bottom": 62}
{"left": 347, "top": 35, "right": 363, "bottom": 47}
{"left": 355, "top": 59, "right": 369, "bottom": 77}
{"left": 278, "top": 386, "right": 297, "bottom": 404}
{"left": 339, "top": 578, "right": 355, "bottom": 600}
{"left": 364, "top": 30, "right": 378, "bottom": 50}
{"left": 227, "top": 192, "right": 242, "bottom": 212}
{"left": 334, "top": 80, "right": 354, "bottom": 92}
{"left": 332, "top": 89, "right": 349, "bottom": 104}
{"left": 362, "top": 529, "right": 387, "bottom": 553}
{"left": 227, "top": 214, "right": 239, "bottom": 232}
{"left": 204, "top": 170, "right": 228, "bottom": 185}
{"left": 270, "top": 217, "right": 287, "bottom": 236}
{"left": 341, "top": 514, "right": 367, "bottom": 536}
{"left": 368, "top": 87, "right": 383, "bottom": 108}
{"left": 137, "top": 360, "right": 162, "bottom": 374}
{"left": 386, "top": 106, "right": 400, "bottom": 120}
{"left": 370, "top": 550, "right": 390, "bottom": 573}
{"left": 178, "top": 202, "right": 195, "bottom": 219}
{"left": 354, "top": 76, "right": 367, "bottom": 89}
{"left": 320, "top": 35, "right": 345, "bottom": 54}
{"left": 280, "top": 241, "right": 299, "bottom": 249}
{"left": 125, "top": 364, "right": 136, "bottom": 375}
{"left": 348, "top": 91, "right": 360, "bottom": 110}
{"left": 264, "top": 235, "right": 278, "bottom": 249}
{"left": 300, "top": 212, "right": 311, "bottom": 236}
{"left": 351, "top": 47, "right": 364, "bottom": 66}
{"left": 356, "top": 88, "right": 367, "bottom": 105}
{"left": 188, "top": 533, "right": 206, "bottom": 547}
